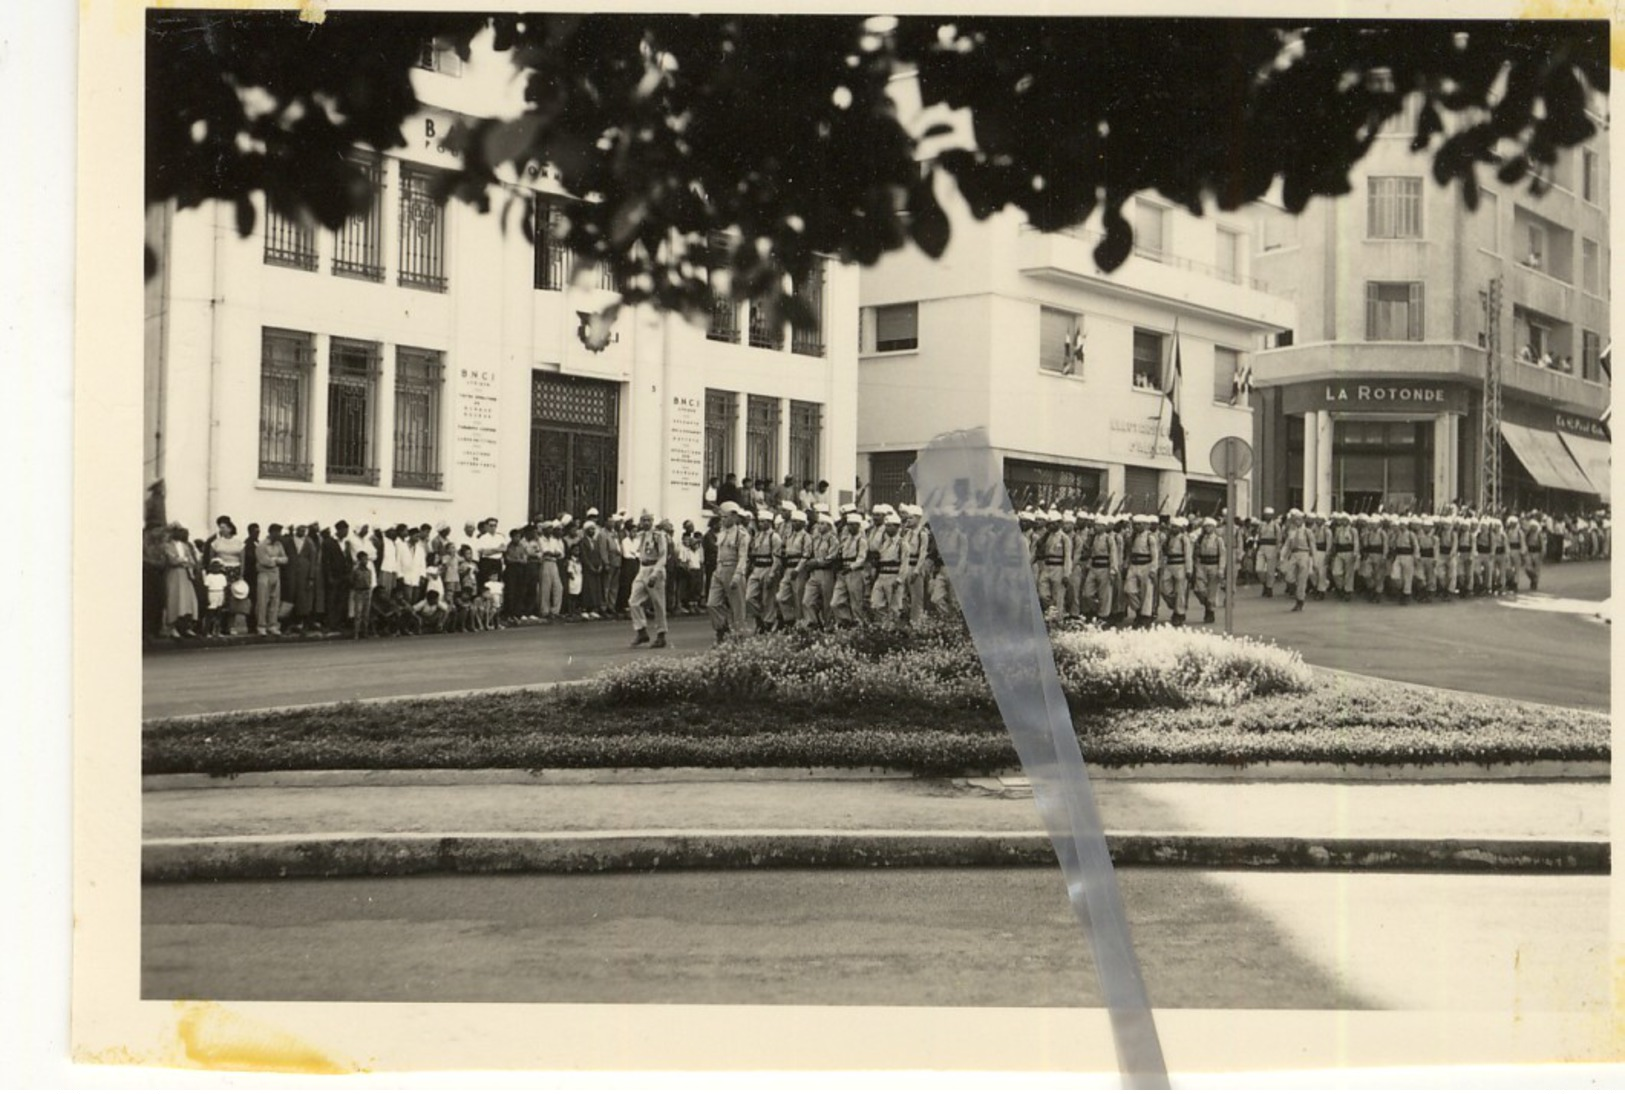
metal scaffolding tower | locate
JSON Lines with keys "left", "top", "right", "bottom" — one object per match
{"left": 1479, "top": 275, "right": 1503, "bottom": 512}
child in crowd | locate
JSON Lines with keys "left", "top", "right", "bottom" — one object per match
{"left": 228, "top": 577, "right": 252, "bottom": 636}
{"left": 449, "top": 588, "right": 476, "bottom": 633}
{"left": 349, "top": 550, "right": 375, "bottom": 639}
{"left": 201, "top": 560, "right": 228, "bottom": 638}
{"left": 481, "top": 574, "right": 506, "bottom": 628}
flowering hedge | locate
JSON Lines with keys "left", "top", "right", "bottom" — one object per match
{"left": 590, "top": 620, "right": 1313, "bottom": 714}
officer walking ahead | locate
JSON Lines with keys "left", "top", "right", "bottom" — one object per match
{"left": 628, "top": 510, "right": 670, "bottom": 649}
{"left": 1281, "top": 509, "right": 1314, "bottom": 612}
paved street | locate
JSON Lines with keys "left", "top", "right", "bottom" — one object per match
{"left": 141, "top": 561, "right": 1610, "bottom": 718}
{"left": 142, "top": 868, "right": 1608, "bottom": 1011}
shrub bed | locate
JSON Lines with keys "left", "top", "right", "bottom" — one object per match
{"left": 144, "top": 665, "right": 1608, "bottom": 778}
{"left": 590, "top": 619, "right": 1315, "bottom": 714}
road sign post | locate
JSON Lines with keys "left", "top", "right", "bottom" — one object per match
{"left": 1209, "top": 437, "right": 1254, "bottom": 637}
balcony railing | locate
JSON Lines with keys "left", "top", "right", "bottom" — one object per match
{"left": 1042, "top": 224, "right": 1282, "bottom": 295}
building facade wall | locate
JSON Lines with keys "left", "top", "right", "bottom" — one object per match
{"left": 858, "top": 190, "right": 1285, "bottom": 515}
{"left": 1248, "top": 104, "right": 1610, "bottom": 514}
{"left": 146, "top": 113, "right": 856, "bottom": 536}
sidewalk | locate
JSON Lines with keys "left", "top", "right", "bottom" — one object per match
{"left": 143, "top": 770, "right": 1610, "bottom": 881}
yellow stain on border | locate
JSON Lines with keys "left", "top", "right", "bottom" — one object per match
{"left": 1513, "top": 0, "right": 1625, "bottom": 70}
{"left": 172, "top": 1001, "right": 354, "bottom": 1074}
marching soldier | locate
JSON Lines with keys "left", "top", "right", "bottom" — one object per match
{"left": 1037, "top": 509, "right": 1072, "bottom": 622}
{"left": 1123, "top": 514, "right": 1161, "bottom": 627}
{"left": 1327, "top": 512, "right": 1356, "bottom": 601}
{"left": 706, "top": 501, "right": 750, "bottom": 643}
{"left": 1159, "top": 515, "right": 1192, "bottom": 625}
{"left": 1281, "top": 509, "right": 1314, "bottom": 611}
{"left": 1523, "top": 511, "right": 1546, "bottom": 591}
{"left": 1389, "top": 516, "right": 1419, "bottom": 605}
{"left": 1110, "top": 514, "right": 1131, "bottom": 625}
{"left": 1415, "top": 516, "right": 1439, "bottom": 603}
{"left": 800, "top": 511, "right": 839, "bottom": 628}
{"left": 1308, "top": 513, "right": 1330, "bottom": 600}
{"left": 1083, "top": 512, "right": 1119, "bottom": 623}
{"left": 1255, "top": 506, "right": 1281, "bottom": 596}
{"left": 627, "top": 510, "right": 671, "bottom": 649}
{"left": 745, "top": 508, "right": 783, "bottom": 633}
{"left": 869, "top": 512, "right": 906, "bottom": 624}
{"left": 1356, "top": 515, "right": 1385, "bottom": 602}
{"left": 776, "top": 509, "right": 811, "bottom": 628}
{"left": 1473, "top": 515, "right": 1498, "bottom": 595}
{"left": 1502, "top": 515, "right": 1525, "bottom": 595}
{"left": 898, "top": 504, "right": 931, "bottom": 626}
{"left": 1457, "top": 515, "right": 1479, "bottom": 597}
{"left": 1065, "top": 511, "right": 1088, "bottom": 619}
{"left": 1191, "top": 516, "right": 1225, "bottom": 624}
{"left": 830, "top": 512, "right": 870, "bottom": 626}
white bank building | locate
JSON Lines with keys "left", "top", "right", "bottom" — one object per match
{"left": 144, "top": 40, "right": 857, "bottom": 537}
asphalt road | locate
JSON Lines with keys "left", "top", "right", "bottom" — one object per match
{"left": 141, "top": 561, "right": 1610, "bottom": 718}
{"left": 142, "top": 868, "right": 1608, "bottom": 1012}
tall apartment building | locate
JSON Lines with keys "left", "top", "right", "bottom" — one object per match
{"left": 857, "top": 187, "right": 1293, "bottom": 517}
{"left": 1248, "top": 96, "right": 1611, "bottom": 514}
{"left": 144, "top": 36, "right": 857, "bottom": 536}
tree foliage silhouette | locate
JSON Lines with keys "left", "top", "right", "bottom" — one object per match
{"left": 147, "top": 12, "right": 1608, "bottom": 326}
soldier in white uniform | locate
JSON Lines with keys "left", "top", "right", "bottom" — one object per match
{"left": 706, "top": 501, "right": 750, "bottom": 643}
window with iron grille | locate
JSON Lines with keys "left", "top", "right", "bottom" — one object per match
{"left": 749, "top": 296, "right": 785, "bottom": 350}
{"left": 706, "top": 231, "right": 741, "bottom": 343}
{"left": 868, "top": 451, "right": 918, "bottom": 509}
{"left": 258, "top": 328, "right": 314, "bottom": 480}
{"left": 533, "top": 197, "right": 570, "bottom": 291}
{"left": 704, "top": 389, "right": 737, "bottom": 483}
{"left": 746, "top": 395, "right": 781, "bottom": 481}
{"left": 333, "top": 151, "right": 384, "bottom": 281}
{"left": 263, "top": 204, "right": 317, "bottom": 271}
{"left": 393, "top": 347, "right": 444, "bottom": 490}
{"left": 1367, "top": 177, "right": 1422, "bottom": 239}
{"left": 326, "top": 338, "right": 381, "bottom": 484}
{"left": 789, "top": 400, "right": 822, "bottom": 485}
{"left": 594, "top": 261, "right": 625, "bottom": 294}
{"left": 1132, "top": 329, "right": 1164, "bottom": 390}
{"left": 398, "top": 164, "right": 447, "bottom": 291}
{"left": 791, "top": 257, "right": 827, "bottom": 357}
{"left": 1365, "top": 282, "right": 1424, "bottom": 341}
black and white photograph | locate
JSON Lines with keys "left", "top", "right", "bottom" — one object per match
{"left": 53, "top": 1, "right": 1620, "bottom": 1084}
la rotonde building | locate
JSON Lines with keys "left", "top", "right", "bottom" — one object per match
{"left": 144, "top": 36, "right": 857, "bottom": 538}
{"left": 1246, "top": 94, "right": 1611, "bottom": 515}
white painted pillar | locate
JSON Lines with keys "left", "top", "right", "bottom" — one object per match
{"left": 310, "top": 332, "right": 331, "bottom": 485}
{"left": 1433, "top": 413, "right": 1456, "bottom": 509}
{"left": 375, "top": 342, "right": 396, "bottom": 488}
{"left": 1301, "top": 413, "right": 1318, "bottom": 513}
{"left": 777, "top": 397, "right": 791, "bottom": 487}
{"left": 1315, "top": 411, "right": 1334, "bottom": 514}
{"left": 733, "top": 391, "right": 749, "bottom": 481}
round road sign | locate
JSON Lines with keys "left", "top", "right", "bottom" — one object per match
{"left": 1209, "top": 436, "right": 1253, "bottom": 481}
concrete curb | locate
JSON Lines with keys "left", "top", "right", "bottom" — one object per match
{"left": 141, "top": 831, "right": 1610, "bottom": 882}
{"left": 140, "top": 759, "right": 1612, "bottom": 793}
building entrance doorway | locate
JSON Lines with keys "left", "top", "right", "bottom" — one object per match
{"left": 529, "top": 372, "right": 620, "bottom": 520}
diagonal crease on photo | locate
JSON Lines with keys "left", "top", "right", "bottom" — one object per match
{"left": 912, "top": 428, "right": 1168, "bottom": 1090}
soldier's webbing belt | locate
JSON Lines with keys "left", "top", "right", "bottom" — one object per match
{"left": 1129, "top": 553, "right": 1153, "bottom": 564}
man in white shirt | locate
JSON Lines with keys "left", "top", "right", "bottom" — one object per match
{"left": 475, "top": 517, "right": 507, "bottom": 591}
{"left": 618, "top": 520, "right": 640, "bottom": 615}
{"left": 398, "top": 528, "right": 427, "bottom": 601}
{"left": 378, "top": 527, "right": 401, "bottom": 595}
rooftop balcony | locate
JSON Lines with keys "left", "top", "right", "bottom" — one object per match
{"left": 1016, "top": 225, "right": 1295, "bottom": 333}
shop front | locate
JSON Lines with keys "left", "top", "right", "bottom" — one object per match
{"left": 1260, "top": 378, "right": 1469, "bottom": 514}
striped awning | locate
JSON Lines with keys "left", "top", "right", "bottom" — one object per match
{"left": 1499, "top": 422, "right": 1597, "bottom": 495}
{"left": 1557, "top": 432, "right": 1611, "bottom": 499}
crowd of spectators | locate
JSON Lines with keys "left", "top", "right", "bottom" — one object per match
{"left": 142, "top": 509, "right": 727, "bottom": 642}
